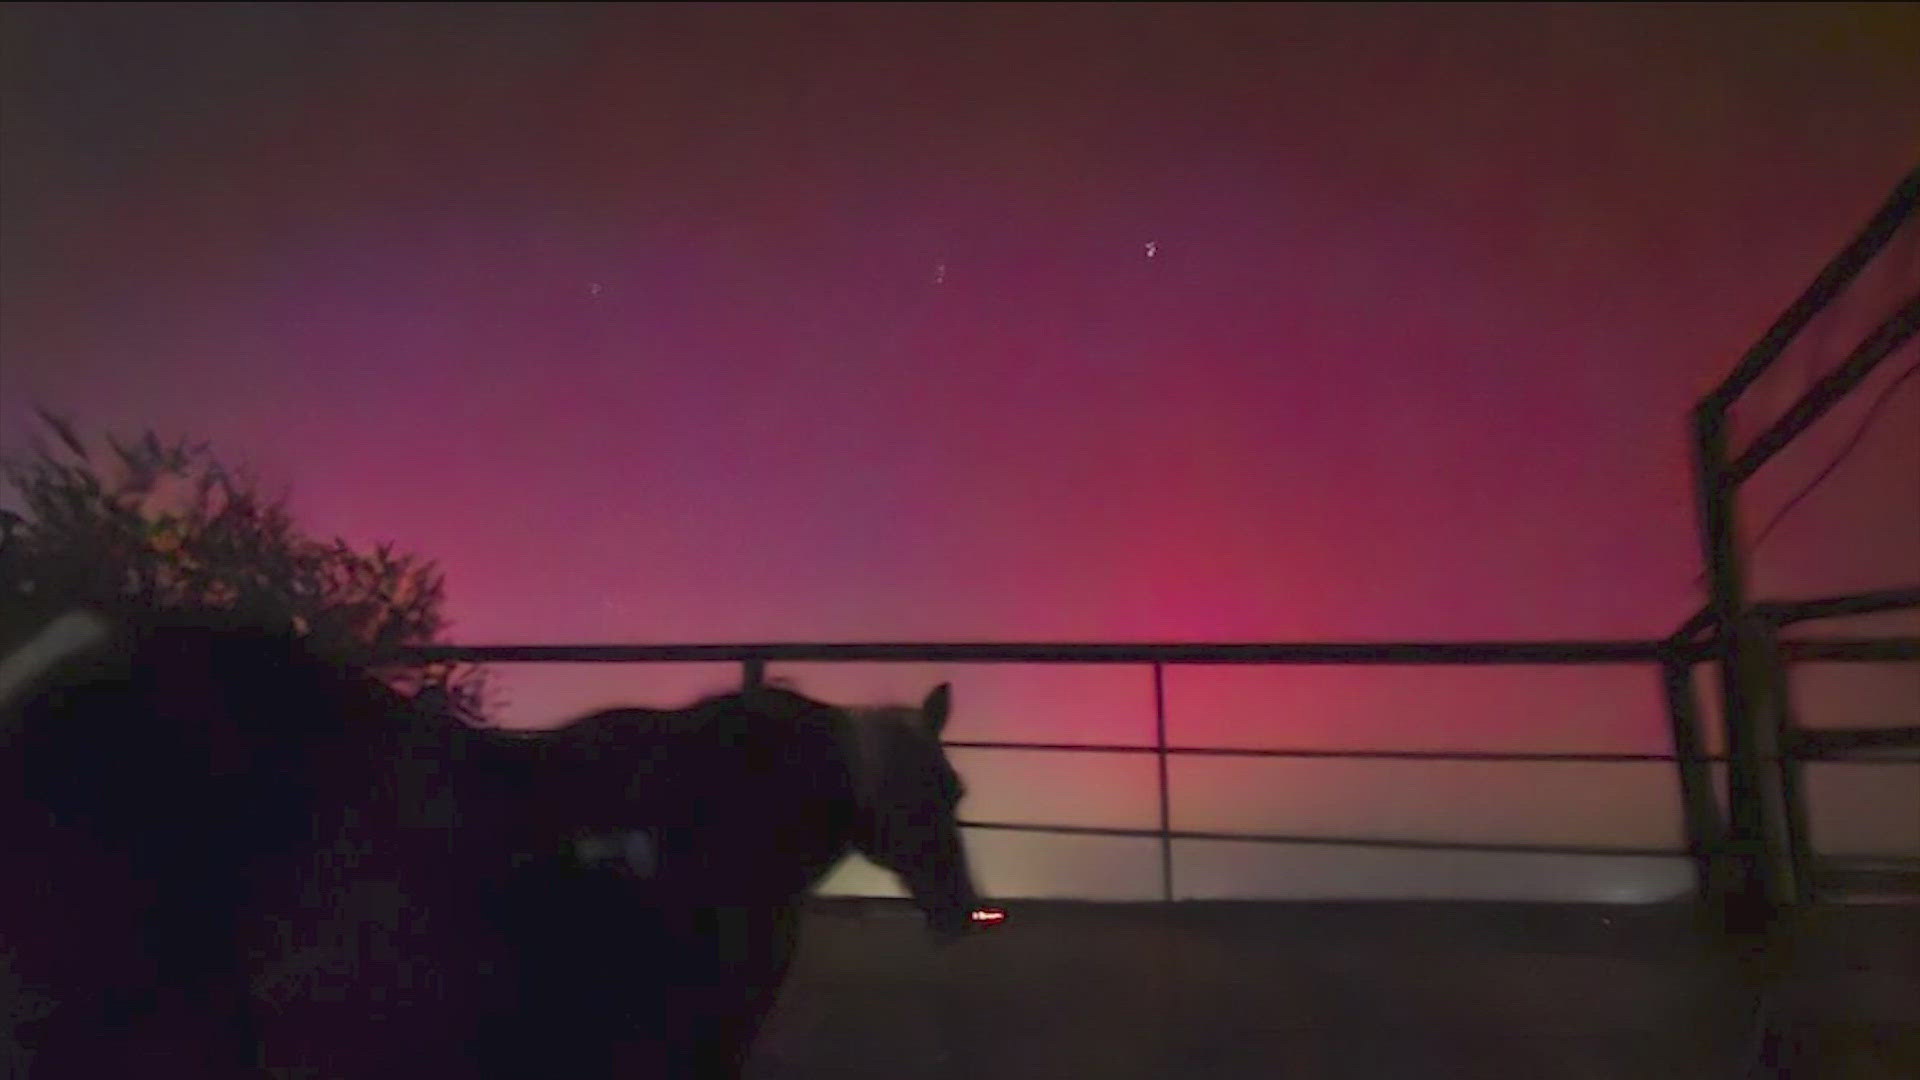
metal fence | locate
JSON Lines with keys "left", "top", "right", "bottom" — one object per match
{"left": 398, "top": 632, "right": 1915, "bottom": 904}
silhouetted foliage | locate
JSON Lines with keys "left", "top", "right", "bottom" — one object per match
{"left": 0, "top": 408, "right": 494, "bottom": 721}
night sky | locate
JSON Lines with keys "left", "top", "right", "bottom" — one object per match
{"left": 3, "top": 4, "right": 1915, "bottom": 900}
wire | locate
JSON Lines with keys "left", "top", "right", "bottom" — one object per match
{"left": 1746, "top": 216, "right": 1920, "bottom": 554}
{"left": 1686, "top": 347, "right": 1920, "bottom": 598}
{"left": 1748, "top": 349, "right": 1920, "bottom": 554}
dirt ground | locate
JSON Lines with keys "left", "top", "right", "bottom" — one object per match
{"left": 748, "top": 899, "right": 1920, "bottom": 1079}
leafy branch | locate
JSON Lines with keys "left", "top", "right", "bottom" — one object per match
{"left": 1, "top": 408, "right": 497, "bottom": 723}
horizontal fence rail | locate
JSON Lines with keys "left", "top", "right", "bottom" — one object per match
{"left": 1775, "top": 638, "right": 1920, "bottom": 662}
{"left": 954, "top": 821, "right": 1687, "bottom": 859}
{"left": 1672, "top": 585, "right": 1920, "bottom": 644}
{"left": 398, "top": 637, "right": 1917, "bottom": 668}
{"left": 400, "top": 639, "right": 1678, "bottom": 666}
{"left": 943, "top": 742, "right": 1724, "bottom": 762}
{"left": 1754, "top": 586, "right": 1920, "bottom": 627}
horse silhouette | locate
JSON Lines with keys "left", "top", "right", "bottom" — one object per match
{"left": 1, "top": 608, "right": 983, "bottom": 1078}
{"left": 473, "top": 682, "right": 979, "bottom": 1076}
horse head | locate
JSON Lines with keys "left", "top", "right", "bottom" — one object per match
{"left": 839, "top": 683, "right": 983, "bottom": 938}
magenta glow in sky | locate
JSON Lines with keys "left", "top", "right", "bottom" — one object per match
{"left": 3, "top": 5, "right": 1916, "bottom": 899}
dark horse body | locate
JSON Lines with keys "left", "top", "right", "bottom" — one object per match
{"left": 475, "top": 686, "right": 979, "bottom": 1077}
{"left": 1, "top": 609, "right": 980, "bottom": 1077}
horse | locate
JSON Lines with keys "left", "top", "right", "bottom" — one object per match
{"left": 475, "top": 681, "right": 979, "bottom": 1077}
{"left": 1, "top": 606, "right": 985, "bottom": 1078}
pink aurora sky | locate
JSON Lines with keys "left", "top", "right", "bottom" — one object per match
{"left": 3, "top": 4, "right": 1915, "bottom": 897}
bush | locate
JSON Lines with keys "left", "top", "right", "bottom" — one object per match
{"left": 1, "top": 408, "right": 494, "bottom": 722}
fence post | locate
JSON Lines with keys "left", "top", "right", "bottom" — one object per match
{"left": 1659, "top": 656, "right": 1724, "bottom": 900}
{"left": 742, "top": 659, "right": 765, "bottom": 689}
{"left": 1153, "top": 662, "right": 1173, "bottom": 903}
{"left": 1693, "top": 402, "right": 1795, "bottom": 923}
{"left": 1755, "top": 620, "right": 1814, "bottom": 904}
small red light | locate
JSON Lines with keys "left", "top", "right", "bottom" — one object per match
{"left": 969, "top": 907, "right": 1007, "bottom": 926}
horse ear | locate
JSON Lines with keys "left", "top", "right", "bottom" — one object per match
{"left": 921, "top": 683, "right": 952, "bottom": 736}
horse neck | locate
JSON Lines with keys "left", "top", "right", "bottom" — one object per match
{"left": 834, "top": 709, "right": 887, "bottom": 817}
